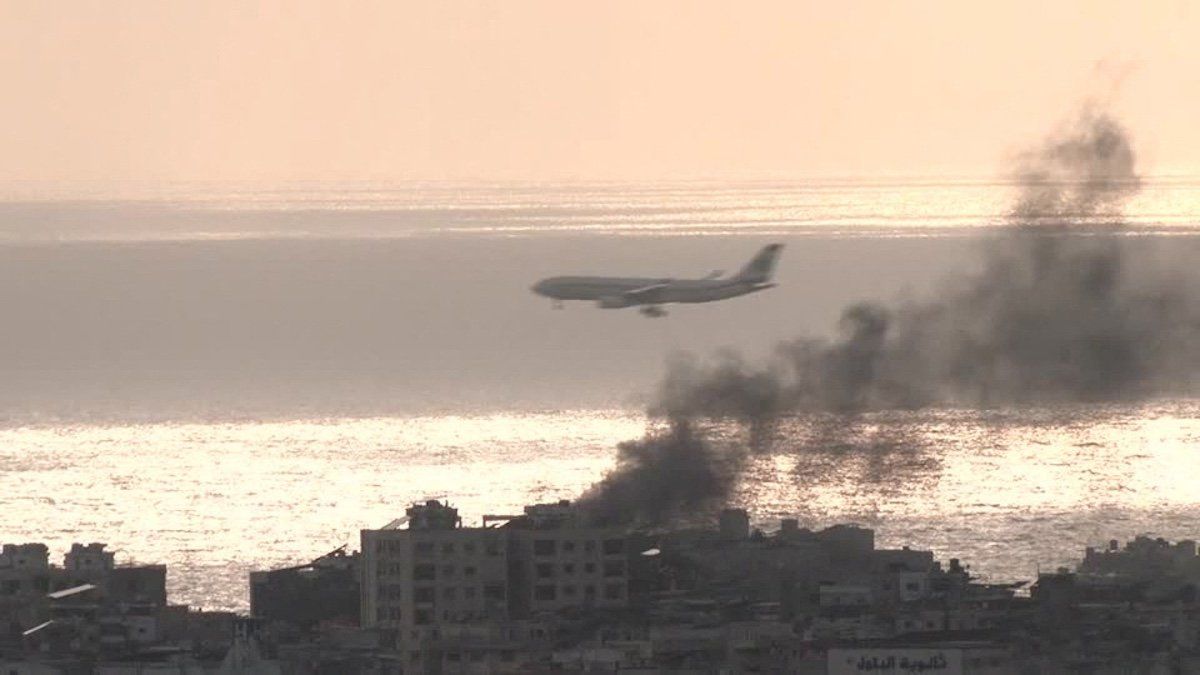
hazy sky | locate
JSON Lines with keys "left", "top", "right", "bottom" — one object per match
{"left": 1, "top": 1, "right": 1197, "bottom": 182}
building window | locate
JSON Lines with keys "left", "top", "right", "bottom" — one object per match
{"left": 414, "top": 564, "right": 436, "bottom": 581}
{"left": 464, "top": 565, "right": 477, "bottom": 577}
{"left": 562, "top": 541, "right": 576, "bottom": 553}
{"left": 535, "top": 585, "right": 557, "bottom": 601}
{"left": 415, "top": 587, "right": 435, "bottom": 603}
{"left": 389, "top": 608, "right": 402, "bottom": 620}
{"left": 603, "top": 584, "right": 624, "bottom": 600}
{"left": 602, "top": 539, "right": 624, "bottom": 555}
{"left": 536, "top": 563, "right": 554, "bottom": 579}
{"left": 464, "top": 542, "right": 476, "bottom": 554}
{"left": 563, "top": 585, "right": 577, "bottom": 597}
{"left": 484, "top": 583, "right": 505, "bottom": 600}
{"left": 465, "top": 586, "right": 477, "bottom": 599}
{"left": 603, "top": 561, "right": 625, "bottom": 577}
{"left": 415, "top": 609, "right": 433, "bottom": 625}
{"left": 533, "top": 540, "right": 556, "bottom": 556}
{"left": 442, "top": 543, "right": 455, "bottom": 555}
{"left": 443, "top": 587, "right": 457, "bottom": 600}
{"left": 441, "top": 565, "right": 456, "bottom": 578}
{"left": 584, "top": 540, "right": 596, "bottom": 553}
{"left": 563, "top": 563, "right": 575, "bottom": 575}
{"left": 415, "top": 541, "right": 435, "bottom": 557}
{"left": 486, "top": 542, "right": 501, "bottom": 556}
{"left": 584, "top": 563, "right": 596, "bottom": 574}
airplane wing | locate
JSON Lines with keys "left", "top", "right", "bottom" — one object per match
{"left": 622, "top": 282, "right": 669, "bottom": 304}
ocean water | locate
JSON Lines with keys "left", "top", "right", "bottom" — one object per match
{"left": 4, "top": 177, "right": 1200, "bottom": 242}
{"left": 2, "top": 179, "right": 1200, "bottom": 611}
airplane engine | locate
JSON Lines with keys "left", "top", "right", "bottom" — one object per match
{"left": 596, "top": 295, "right": 634, "bottom": 309}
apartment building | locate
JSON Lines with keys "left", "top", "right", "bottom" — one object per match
{"left": 360, "top": 500, "right": 631, "bottom": 632}
{"left": 361, "top": 500, "right": 510, "bottom": 637}
{"left": 505, "top": 501, "right": 631, "bottom": 615}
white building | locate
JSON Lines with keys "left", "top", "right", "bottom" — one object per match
{"left": 360, "top": 499, "right": 631, "bottom": 656}
{"left": 360, "top": 500, "right": 510, "bottom": 639}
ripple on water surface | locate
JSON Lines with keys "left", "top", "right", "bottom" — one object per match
{"left": 2, "top": 402, "right": 1198, "bottom": 612}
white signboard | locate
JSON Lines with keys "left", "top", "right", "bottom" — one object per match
{"left": 828, "top": 649, "right": 962, "bottom": 675}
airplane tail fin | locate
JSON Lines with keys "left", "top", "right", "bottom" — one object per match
{"left": 734, "top": 243, "right": 783, "bottom": 284}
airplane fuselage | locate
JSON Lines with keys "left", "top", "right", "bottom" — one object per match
{"left": 531, "top": 276, "right": 774, "bottom": 306}
{"left": 530, "top": 243, "right": 783, "bottom": 314}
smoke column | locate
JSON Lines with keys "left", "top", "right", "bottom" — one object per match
{"left": 578, "top": 106, "right": 1200, "bottom": 525}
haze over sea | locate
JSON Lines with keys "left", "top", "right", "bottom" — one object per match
{"left": 4, "top": 179, "right": 1200, "bottom": 611}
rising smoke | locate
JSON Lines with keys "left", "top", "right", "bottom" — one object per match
{"left": 576, "top": 419, "right": 744, "bottom": 526}
{"left": 578, "top": 106, "right": 1200, "bottom": 526}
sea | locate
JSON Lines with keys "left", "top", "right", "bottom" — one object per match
{"left": 2, "top": 178, "right": 1200, "bottom": 611}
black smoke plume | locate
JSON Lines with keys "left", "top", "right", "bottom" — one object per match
{"left": 578, "top": 106, "right": 1200, "bottom": 525}
{"left": 576, "top": 418, "right": 746, "bottom": 525}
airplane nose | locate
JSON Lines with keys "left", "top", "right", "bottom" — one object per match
{"left": 531, "top": 280, "right": 548, "bottom": 296}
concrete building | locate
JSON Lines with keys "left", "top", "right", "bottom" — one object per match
{"left": 504, "top": 501, "right": 631, "bottom": 616}
{"left": 1081, "top": 534, "right": 1200, "bottom": 581}
{"left": 360, "top": 500, "right": 510, "bottom": 636}
{"left": 717, "top": 508, "right": 750, "bottom": 540}
{"left": 0, "top": 541, "right": 167, "bottom": 652}
{"left": 249, "top": 546, "right": 359, "bottom": 630}
{"left": 1, "top": 544, "right": 52, "bottom": 600}
{"left": 1, "top": 543, "right": 50, "bottom": 572}
{"left": 105, "top": 565, "right": 167, "bottom": 607}
{"left": 359, "top": 499, "right": 632, "bottom": 668}
{"left": 64, "top": 542, "right": 115, "bottom": 574}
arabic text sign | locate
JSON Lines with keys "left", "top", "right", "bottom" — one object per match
{"left": 828, "top": 649, "right": 963, "bottom": 675}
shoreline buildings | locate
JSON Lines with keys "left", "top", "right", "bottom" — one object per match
{"left": 0, "top": 541, "right": 251, "bottom": 673}
{"left": 6, "top": 503, "right": 1200, "bottom": 672}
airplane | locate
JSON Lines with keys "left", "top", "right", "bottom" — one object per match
{"left": 530, "top": 243, "right": 783, "bottom": 317}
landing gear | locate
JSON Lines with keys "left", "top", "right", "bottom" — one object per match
{"left": 552, "top": 300, "right": 564, "bottom": 310}
{"left": 639, "top": 305, "right": 667, "bottom": 318}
